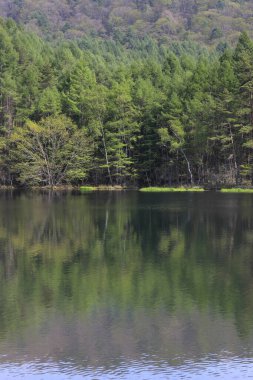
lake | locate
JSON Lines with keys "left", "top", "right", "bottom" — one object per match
{"left": 0, "top": 191, "right": 253, "bottom": 379}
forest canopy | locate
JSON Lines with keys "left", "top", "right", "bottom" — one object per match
{"left": 0, "top": 18, "right": 253, "bottom": 187}
{"left": 0, "top": 0, "right": 253, "bottom": 46}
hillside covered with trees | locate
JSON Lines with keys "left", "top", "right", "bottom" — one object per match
{"left": 0, "top": 17, "right": 253, "bottom": 187}
{"left": 0, "top": 0, "right": 253, "bottom": 46}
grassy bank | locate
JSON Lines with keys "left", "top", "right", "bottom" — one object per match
{"left": 80, "top": 186, "right": 97, "bottom": 192}
{"left": 139, "top": 187, "right": 204, "bottom": 192}
{"left": 2, "top": 185, "right": 253, "bottom": 193}
{"left": 220, "top": 188, "right": 253, "bottom": 193}
{"left": 80, "top": 185, "right": 129, "bottom": 192}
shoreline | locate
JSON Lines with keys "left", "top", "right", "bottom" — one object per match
{"left": 139, "top": 187, "right": 253, "bottom": 193}
{"left": 1, "top": 185, "right": 253, "bottom": 193}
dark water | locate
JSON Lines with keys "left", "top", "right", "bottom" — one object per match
{"left": 0, "top": 191, "right": 253, "bottom": 379}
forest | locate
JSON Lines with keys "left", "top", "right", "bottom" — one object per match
{"left": 1, "top": 0, "right": 253, "bottom": 46}
{"left": 1, "top": 17, "right": 253, "bottom": 187}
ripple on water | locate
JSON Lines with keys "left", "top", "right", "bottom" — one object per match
{"left": 1, "top": 356, "right": 253, "bottom": 380}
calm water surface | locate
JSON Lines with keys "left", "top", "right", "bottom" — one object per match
{"left": 0, "top": 191, "right": 253, "bottom": 379}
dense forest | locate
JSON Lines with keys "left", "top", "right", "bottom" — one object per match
{"left": 0, "top": 0, "right": 253, "bottom": 45}
{"left": 1, "top": 16, "right": 253, "bottom": 187}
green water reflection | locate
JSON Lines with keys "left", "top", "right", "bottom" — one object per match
{"left": 0, "top": 191, "right": 253, "bottom": 368}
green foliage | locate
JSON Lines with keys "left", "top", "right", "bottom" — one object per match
{"left": 9, "top": 115, "right": 93, "bottom": 186}
{"left": 38, "top": 87, "right": 62, "bottom": 117}
{"left": 0, "top": 19, "right": 253, "bottom": 187}
{"left": 1, "top": 0, "right": 253, "bottom": 45}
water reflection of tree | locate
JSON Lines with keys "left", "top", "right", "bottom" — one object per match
{"left": 0, "top": 192, "right": 253, "bottom": 342}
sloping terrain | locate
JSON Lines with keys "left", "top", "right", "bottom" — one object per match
{"left": 0, "top": 0, "right": 253, "bottom": 44}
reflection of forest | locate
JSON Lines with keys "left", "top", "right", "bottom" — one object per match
{"left": 0, "top": 191, "right": 253, "bottom": 365}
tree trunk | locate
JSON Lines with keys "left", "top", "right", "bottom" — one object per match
{"left": 101, "top": 125, "right": 113, "bottom": 185}
{"left": 181, "top": 149, "right": 194, "bottom": 186}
